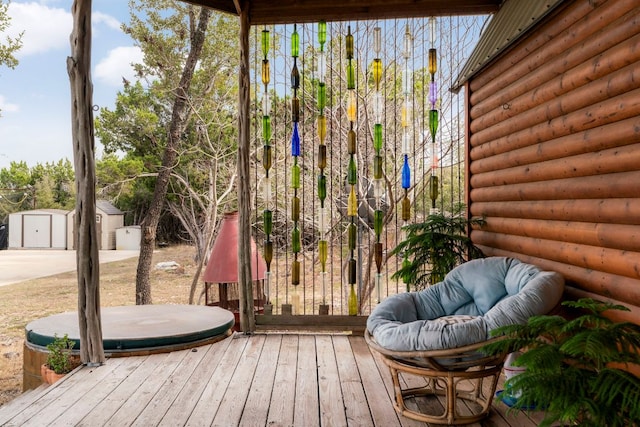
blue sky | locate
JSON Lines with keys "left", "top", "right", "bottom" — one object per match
{"left": 0, "top": 0, "right": 140, "bottom": 170}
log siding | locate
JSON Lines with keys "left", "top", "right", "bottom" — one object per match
{"left": 466, "top": 0, "right": 640, "bottom": 323}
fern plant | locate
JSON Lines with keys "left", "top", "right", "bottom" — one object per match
{"left": 390, "top": 207, "right": 484, "bottom": 290}
{"left": 483, "top": 299, "right": 640, "bottom": 427}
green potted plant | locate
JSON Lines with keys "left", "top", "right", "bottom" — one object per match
{"left": 41, "top": 333, "right": 77, "bottom": 384}
{"left": 483, "top": 298, "right": 640, "bottom": 426}
{"left": 391, "top": 206, "right": 485, "bottom": 290}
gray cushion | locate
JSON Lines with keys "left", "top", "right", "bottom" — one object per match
{"left": 367, "top": 257, "right": 564, "bottom": 351}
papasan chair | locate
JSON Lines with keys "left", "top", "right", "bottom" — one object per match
{"left": 365, "top": 257, "right": 564, "bottom": 425}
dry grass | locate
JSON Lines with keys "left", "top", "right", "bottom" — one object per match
{"left": 0, "top": 244, "right": 199, "bottom": 407}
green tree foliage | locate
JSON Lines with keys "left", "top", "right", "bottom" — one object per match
{"left": 95, "top": 0, "right": 240, "bottom": 303}
{"left": 0, "top": 1, "right": 23, "bottom": 117}
{"left": 0, "top": 160, "right": 75, "bottom": 222}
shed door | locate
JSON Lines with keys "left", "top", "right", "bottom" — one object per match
{"left": 23, "top": 215, "right": 51, "bottom": 248}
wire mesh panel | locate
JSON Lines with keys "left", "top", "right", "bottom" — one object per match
{"left": 250, "top": 17, "right": 487, "bottom": 316}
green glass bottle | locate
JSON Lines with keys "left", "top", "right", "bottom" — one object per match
{"left": 263, "top": 209, "right": 273, "bottom": 236}
{"left": 318, "top": 144, "right": 327, "bottom": 170}
{"left": 346, "top": 26, "right": 354, "bottom": 59}
{"left": 318, "top": 174, "right": 326, "bottom": 203}
{"left": 292, "top": 260, "right": 300, "bottom": 286}
{"left": 374, "top": 209, "right": 383, "bottom": 237}
{"left": 317, "top": 83, "right": 326, "bottom": 112}
{"left": 374, "top": 123, "right": 383, "bottom": 152}
{"left": 347, "top": 60, "right": 355, "bottom": 90}
{"left": 319, "top": 239, "right": 328, "bottom": 270}
{"left": 348, "top": 283, "right": 357, "bottom": 316}
{"left": 318, "top": 21, "right": 327, "bottom": 48}
{"left": 429, "top": 109, "right": 439, "bottom": 142}
{"left": 264, "top": 239, "right": 273, "bottom": 270}
{"left": 430, "top": 175, "right": 439, "bottom": 201}
{"left": 291, "top": 163, "right": 300, "bottom": 189}
{"left": 373, "top": 155, "right": 383, "bottom": 179}
{"left": 291, "top": 25, "right": 299, "bottom": 58}
{"left": 292, "top": 226, "right": 301, "bottom": 253}
{"left": 402, "top": 255, "right": 412, "bottom": 287}
{"left": 262, "top": 116, "right": 271, "bottom": 142}
{"left": 263, "top": 145, "right": 272, "bottom": 171}
{"left": 348, "top": 157, "right": 357, "bottom": 185}
{"left": 348, "top": 222, "right": 356, "bottom": 251}
{"left": 261, "top": 29, "right": 270, "bottom": 58}
{"left": 292, "top": 196, "right": 300, "bottom": 221}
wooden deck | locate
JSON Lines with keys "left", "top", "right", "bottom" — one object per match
{"left": 0, "top": 333, "right": 544, "bottom": 426}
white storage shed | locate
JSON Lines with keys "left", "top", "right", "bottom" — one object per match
{"left": 8, "top": 209, "right": 68, "bottom": 249}
{"left": 67, "top": 200, "right": 124, "bottom": 250}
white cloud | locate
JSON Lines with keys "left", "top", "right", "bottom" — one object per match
{"left": 93, "top": 11, "right": 121, "bottom": 31}
{"left": 6, "top": 2, "right": 71, "bottom": 57}
{"left": 0, "top": 95, "right": 19, "bottom": 113}
{"left": 94, "top": 46, "right": 143, "bottom": 87}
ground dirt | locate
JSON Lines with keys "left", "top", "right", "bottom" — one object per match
{"left": 0, "top": 245, "right": 198, "bottom": 407}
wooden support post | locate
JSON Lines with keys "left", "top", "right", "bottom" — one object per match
{"left": 237, "top": 1, "right": 255, "bottom": 333}
{"left": 68, "top": 0, "right": 105, "bottom": 365}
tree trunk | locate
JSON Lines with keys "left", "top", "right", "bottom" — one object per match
{"left": 135, "top": 6, "right": 212, "bottom": 305}
{"left": 67, "top": 0, "right": 104, "bottom": 365}
{"left": 237, "top": 3, "right": 255, "bottom": 333}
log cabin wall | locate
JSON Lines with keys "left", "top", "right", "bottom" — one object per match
{"left": 465, "top": 0, "right": 640, "bottom": 323}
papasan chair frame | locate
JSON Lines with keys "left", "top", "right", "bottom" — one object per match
{"left": 365, "top": 330, "right": 505, "bottom": 425}
{"left": 365, "top": 257, "right": 564, "bottom": 425}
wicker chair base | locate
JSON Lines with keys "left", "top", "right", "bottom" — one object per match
{"left": 365, "top": 330, "right": 506, "bottom": 425}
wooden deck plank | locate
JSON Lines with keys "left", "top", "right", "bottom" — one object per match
{"left": 266, "top": 334, "right": 298, "bottom": 427}
{"left": 130, "top": 344, "right": 212, "bottom": 427}
{"left": 316, "top": 334, "right": 347, "bottom": 426}
{"left": 0, "top": 333, "right": 539, "bottom": 427}
{"left": 293, "top": 335, "right": 319, "bottom": 427}
{"left": 49, "top": 357, "right": 144, "bottom": 427}
{"left": 185, "top": 334, "right": 249, "bottom": 425}
{"left": 211, "top": 334, "right": 266, "bottom": 426}
{"left": 157, "top": 338, "right": 232, "bottom": 426}
{"left": 103, "top": 350, "right": 189, "bottom": 427}
{"left": 332, "top": 335, "right": 374, "bottom": 426}
{"left": 0, "top": 384, "right": 50, "bottom": 424}
{"left": 11, "top": 359, "right": 125, "bottom": 426}
{"left": 349, "top": 336, "right": 404, "bottom": 427}
{"left": 239, "top": 334, "right": 281, "bottom": 426}
{"left": 76, "top": 354, "right": 161, "bottom": 426}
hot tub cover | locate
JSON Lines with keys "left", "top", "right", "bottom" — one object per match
{"left": 367, "top": 257, "right": 564, "bottom": 351}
